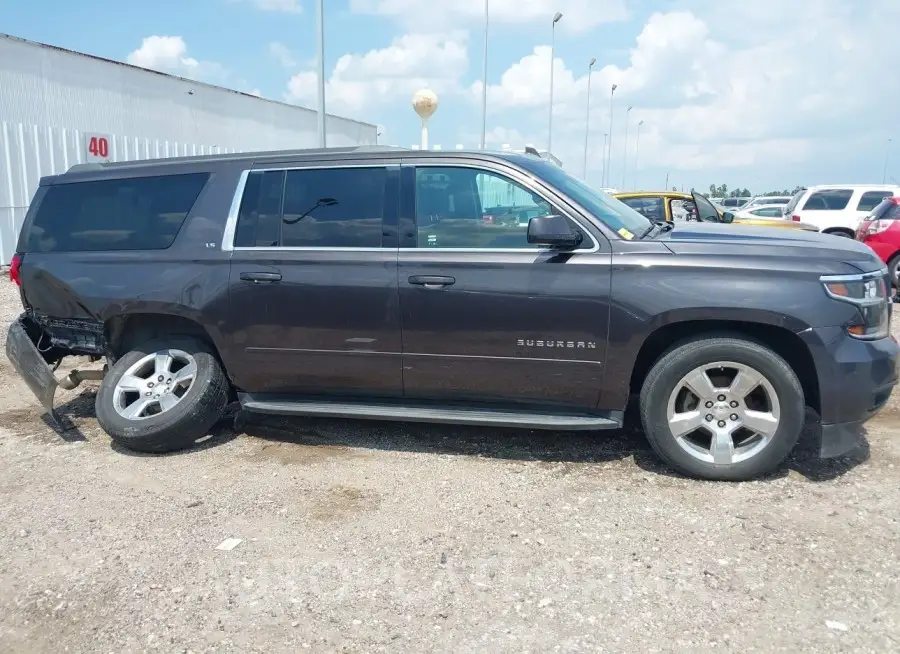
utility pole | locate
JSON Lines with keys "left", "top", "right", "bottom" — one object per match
{"left": 316, "top": 0, "right": 326, "bottom": 147}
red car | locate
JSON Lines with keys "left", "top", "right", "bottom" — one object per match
{"left": 856, "top": 196, "right": 900, "bottom": 284}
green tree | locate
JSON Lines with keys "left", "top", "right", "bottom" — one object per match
{"left": 709, "top": 184, "right": 717, "bottom": 196}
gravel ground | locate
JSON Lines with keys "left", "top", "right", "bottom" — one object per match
{"left": 0, "top": 277, "right": 898, "bottom": 653}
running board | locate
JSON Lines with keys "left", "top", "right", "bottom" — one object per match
{"left": 238, "top": 394, "right": 621, "bottom": 431}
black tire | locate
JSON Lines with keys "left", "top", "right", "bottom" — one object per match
{"left": 639, "top": 336, "right": 805, "bottom": 481}
{"left": 888, "top": 253, "right": 900, "bottom": 288}
{"left": 96, "top": 336, "right": 229, "bottom": 453}
{"left": 824, "top": 228, "right": 854, "bottom": 238}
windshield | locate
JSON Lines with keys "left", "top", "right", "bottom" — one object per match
{"left": 518, "top": 158, "right": 652, "bottom": 238}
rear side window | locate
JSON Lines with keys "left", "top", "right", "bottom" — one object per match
{"left": 857, "top": 190, "right": 894, "bottom": 212}
{"left": 234, "top": 167, "right": 385, "bottom": 248}
{"left": 24, "top": 173, "right": 209, "bottom": 252}
{"left": 802, "top": 189, "right": 852, "bottom": 210}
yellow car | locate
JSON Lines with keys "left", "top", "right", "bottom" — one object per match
{"left": 614, "top": 191, "right": 818, "bottom": 231}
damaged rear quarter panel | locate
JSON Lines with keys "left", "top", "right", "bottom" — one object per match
{"left": 16, "top": 163, "right": 243, "bottom": 362}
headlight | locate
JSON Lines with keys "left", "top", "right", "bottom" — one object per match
{"left": 821, "top": 270, "right": 890, "bottom": 340}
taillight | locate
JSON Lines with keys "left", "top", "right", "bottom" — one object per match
{"left": 9, "top": 253, "right": 22, "bottom": 286}
{"left": 791, "top": 214, "right": 800, "bottom": 222}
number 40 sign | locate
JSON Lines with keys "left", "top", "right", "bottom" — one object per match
{"left": 84, "top": 133, "right": 111, "bottom": 162}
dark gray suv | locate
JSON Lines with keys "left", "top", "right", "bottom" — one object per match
{"left": 6, "top": 146, "right": 898, "bottom": 480}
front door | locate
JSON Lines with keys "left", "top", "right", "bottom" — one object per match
{"left": 397, "top": 161, "right": 612, "bottom": 411}
{"left": 225, "top": 162, "right": 403, "bottom": 397}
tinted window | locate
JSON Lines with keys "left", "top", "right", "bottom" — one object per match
{"left": 857, "top": 191, "right": 893, "bottom": 212}
{"left": 620, "top": 197, "right": 665, "bottom": 222}
{"left": 234, "top": 170, "right": 285, "bottom": 247}
{"left": 282, "top": 168, "right": 384, "bottom": 247}
{"left": 234, "top": 167, "right": 385, "bottom": 248}
{"left": 414, "top": 167, "right": 583, "bottom": 249}
{"left": 802, "top": 189, "right": 852, "bottom": 210}
{"left": 25, "top": 173, "right": 208, "bottom": 252}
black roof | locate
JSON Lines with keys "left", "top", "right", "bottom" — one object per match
{"left": 65, "top": 145, "right": 546, "bottom": 174}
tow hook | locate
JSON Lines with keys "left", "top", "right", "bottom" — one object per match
{"left": 58, "top": 367, "right": 106, "bottom": 391}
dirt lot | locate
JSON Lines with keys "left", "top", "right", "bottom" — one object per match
{"left": 0, "top": 278, "right": 898, "bottom": 653}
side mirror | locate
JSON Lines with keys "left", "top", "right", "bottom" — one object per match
{"left": 527, "top": 214, "right": 582, "bottom": 249}
{"left": 720, "top": 211, "right": 735, "bottom": 224}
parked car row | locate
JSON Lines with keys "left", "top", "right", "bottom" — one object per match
{"left": 614, "top": 190, "right": 818, "bottom": 231}
{"left": 785, "top": 185, "right": 900, "bottom": 237}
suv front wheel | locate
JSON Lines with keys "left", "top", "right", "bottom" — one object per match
{"left": 96, "top": 336, "right": 229, "bottom": 453}
{"left": 639, "top": 336, "right": 805, "bottom": 481}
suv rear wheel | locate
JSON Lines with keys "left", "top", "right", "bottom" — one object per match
{"left": 96, "top": 336, "right": 229, "bottom": 453}
{"left": 639, "top": 336, "right": 804, "bottom": 481}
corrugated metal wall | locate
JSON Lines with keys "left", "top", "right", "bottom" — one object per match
{"left": 0, "top": 34, "right": 378, "bottom": 264}
{"left": 0, "top": 121, "right": 251, "bottom": 264}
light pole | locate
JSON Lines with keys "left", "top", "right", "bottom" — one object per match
{"left": 601, "top": 133, "right": 608, "bottom": 188}
{"left": 480, "top": 0, "right": 489, "bottom": 149}
{"left": 316, "top": 0, "right": 326, "bottom": 147}
{"left": 621, "top": 105, "right": 632, "bottom": 189}
{"left": 884, "top": 137, "right": 893, "bottom": 184}
{"left": 582, "top": 56, "right": 596, "bottom": 180}
{"left": 547, "top": 11, "right": 563, "bottom": 153}
{"left": 605, "top": 83, "right": 617, "bottom": 187}
{"left": 633, "top": 119, "right": 643, "bottom": 190}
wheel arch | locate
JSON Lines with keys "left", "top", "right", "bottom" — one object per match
{"left": 628, "top": 318, "right": 820, "bottom": 415}
{"left": 105, "top": 312, "right": 225, "bottom": 363}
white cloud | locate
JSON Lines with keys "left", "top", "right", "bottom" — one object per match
{"left": 268, "top": 42, "right": 298, "bottom": 68}
{"left": 350, "top": 0, "right": 627, "bottom": 33}
{"left": 241, "top": 0, "right": 302, "bottom": 13}
{"left": 474, "top": 2, "right": 900, "bottom": 186}
{"left": 127, "top": 36, "right": 226, "bottom": 81}
{"left": 285, "top": 32, "right": 468, "bottom": 117}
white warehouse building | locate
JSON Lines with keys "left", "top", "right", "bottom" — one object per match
{"left": 0, "top": 33, "right": 378, "bottom": 264}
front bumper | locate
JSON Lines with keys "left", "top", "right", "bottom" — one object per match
{"left": 800, "top": 326, "right": 900, "bottom": 458}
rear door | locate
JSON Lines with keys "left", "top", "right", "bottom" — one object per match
{"left": 224, "top": 161, "right": 403, "bottom": 397}
{"left": 396, "top": 159, "right": 612, "bottom": 410}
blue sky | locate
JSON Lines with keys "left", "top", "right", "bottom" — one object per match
{"left": 3, "top": 0, "right": 898, "bottom": 192}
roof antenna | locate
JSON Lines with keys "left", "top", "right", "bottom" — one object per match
{"left": 524, "top": 146, "right": 541, "bottom": 158}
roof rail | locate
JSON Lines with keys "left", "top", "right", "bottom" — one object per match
{"left": 61, "top": 143, "right": 405, "bottom": 174}
{"left": 66, "top": 162, "right": 106, "bottom": 173}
